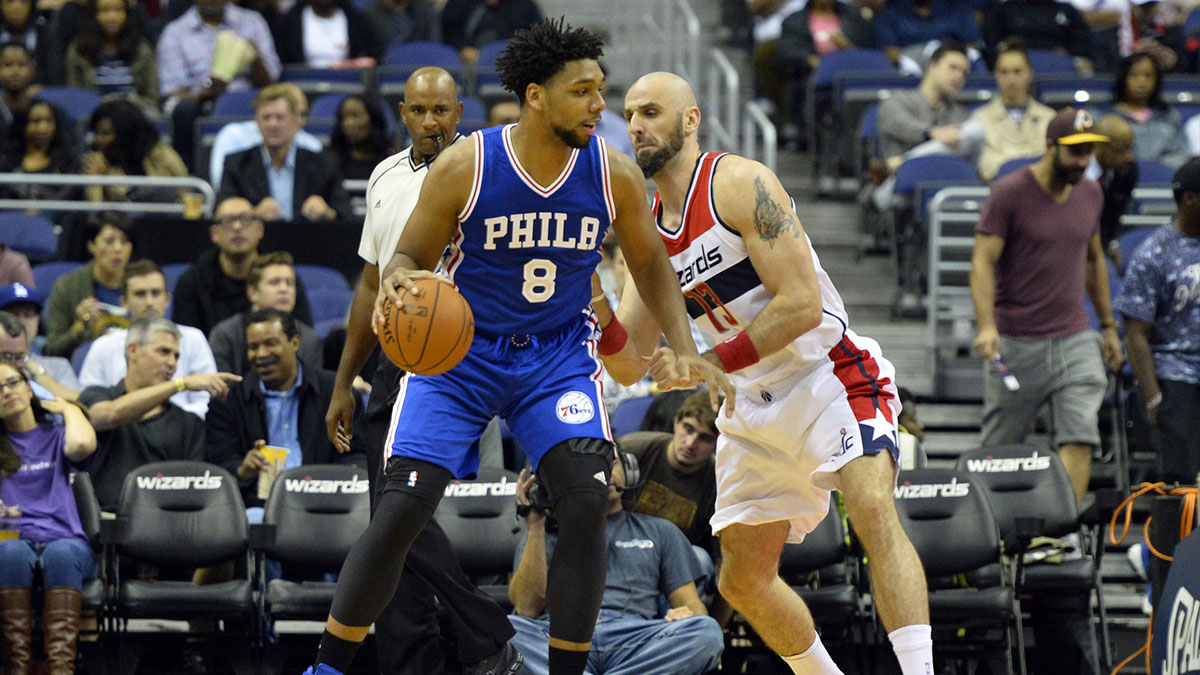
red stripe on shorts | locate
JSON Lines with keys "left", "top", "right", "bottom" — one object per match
{"left": 827, "top": 337, "right": 895, "bottom": 424}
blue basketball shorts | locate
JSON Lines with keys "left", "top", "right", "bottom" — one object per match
{"left": 382, "top": 316, "right": 613, "bottom": 478}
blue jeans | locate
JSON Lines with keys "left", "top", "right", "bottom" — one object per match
{"left": 509, "top": 609, "right": 724, "bottom": 675}
{"left": 0, "top": 538, "right": 97, "bottom": 590}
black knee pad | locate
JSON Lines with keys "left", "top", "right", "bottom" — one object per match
{"left": 535, "top": 438, "right": 614, "bottom": 509}
{"left": 380, "top": 456, "right": 454, "bottom": 510}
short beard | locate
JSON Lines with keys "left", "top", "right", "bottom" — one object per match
{"left": 552, "top": 122, "right": 591, "bottom": 150}
{"left": 636, "top": 122, "right": 685, "bottom": 178}
{"left": 1052, "top": 152, "right": 1084, "bottom": 185}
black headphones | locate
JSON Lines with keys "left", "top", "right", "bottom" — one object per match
{"left": 525, "top": 448, "right": 640, "bottom": 514}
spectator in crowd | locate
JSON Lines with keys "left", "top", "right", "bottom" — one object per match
{"left": 172, "top": 197, "right": 314, "bottom": 335}
{"left": 875, "top": 0, "right": 983, "bottom": 71}
{"left": 1105, "top": 52, "right": 1191, "bottom": 170}
{"left": 870, "top": 43, "right": 975, "bottom": 208}
{"left": 208, "top": 251, "right": 322, "bottom": 374}
{"left": 81, "top": 99, "right": 188, "bottom": 204}
{"left": 0, "top": 244, "right": 31, "bottom": 288}
{"left": 508, "top": 457, "right": 724, "bottom": 675}
{"left": 440, "top": 0, "right": 542, "bottom": 64}
{"left": 1091, "top": 114, "right": 1139, "bottom": 264}
{"left": 0, "top": 305, "right": 78, "bottom": 401}
{"left": 1067, "top": 0, "right": 1130, "bottom": 72}
{"left": 156, "top": 0, "right": 282, "bottom": 168}
{"left": 65, "top": 0, "right": 158, "bottom": 109}
{"left": 971, "top": 108, "right": 1124, "bottom": 508}
{"left": 618, "top": 391, "right": 718, "bottom": 556}
{"left": 0, "top": 0, "right": 49, "bottom": 82}
{"left": 983, "top": 0, "right": 1095, "bottom": 73}
{"left": 1115, "top": 157, "right": 1200, "bottom": 484}
{"left": 0, "top": 282, "right": 47, "bottom": 353}
{"left": 365, "top": 0, "right": 437, "bottom": 53}
{"left": 209, "top": 82, "right": 321, "bottom": 186}
{"left": 217, "top": 84, "right": 351, "bottom": 223}
{"left": 776, "top": 0, "right": 875, "bottom": 79}
{"left": 969, "top": 42, "right": 1055, "bottom": 180}
{"left": 79, "top": 316, "right": 240, "bottom": 510}
{"left": 206, "top": 308, "right": 364, "bottom": 511}
{"left": 0, "top": 42, "right": 40, "bottom": 140}
{"left": 275, "top": 0, "right": 379, "bottom": 66}
{"left": 1131, "top": 0, "right": 1188, "bottom": 72}
{"left": 486, "top": 98, "right": 520, "bottom": 127}
{"left": 0, "top": 362, "right": 97, "bottom": 675}
{"left": 44, "top": 212, "right": 134, "bottom": 358}
{"left": 78, "top": 260, "right": 217, "bottom": 418}
{"left": 746, "top": 0, "right": 806, "bottom": 121}
{"left": 0, "top": 100, "right": 82, "bottom": 208}
{"left": 328, "top": 94, "right": 396, "bottom": 181}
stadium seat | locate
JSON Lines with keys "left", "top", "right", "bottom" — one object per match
{"left": 0, "top": 212, "right": 57, "bottom": 259}
{"left": 36, "top": 87, "right": 102, "bottom": 125}
{"left": 957, "top": 444, "right": 1112, "bottom": 670}
{"left": 257, "top": 465, "right": 370, "bottom": 625}
{"left": 212, "top": 89, "right": 260, "bottom": 118}
{"left": 994, "top": 156, "right": 1040, "bottom": 180}
{"left": 309, "top": 92, "right": 349, "bottom": 122}
{"left": 1117, "top": 225, "right": 1158, "bottom": 275}
{"left": 108, "top": 462, "right": 254, "bottom": 670}
{"left": 306, "top": 287, "right": 354, "bottom": 328}
{"left": 279, "top": 65, "right": 367, "bottom": 95}
{"left": 70, "top": 341, "right": 92, "bottom": 375}
{"left": 160, "top": 262, "right": 190, "bottom": 295}
{"left": 1135, "top": 159, "right": 1174, "bottom": 185}
{"left": 779, "top": 503, "right": 862, "bottom": 631}
{"left": 435, "top": 467, "right": 523, "bottom": 611}
{"left": 1034, "top": 76, "right": 1111, "bottom": 107}
{"left": 69, "top": 472, "right": 106, "bottom": 616}
{"left": 1026, "top": 49, "right": 1078, "bottom": 75}
{"left": 895, "top": 468, "right": 1025, "bottom": 674}
{"left": 461, "top": 94, "right": 487, "bottom": 126}
{"left": 294, "top": 264, "right": 349, "bottom": 292}
{"left": 610, "top": 395, "right": 654, "bottom": 437}
{"left": 385, "top": 41, "right": 460, "bottom": 70}
{"left": 473, "top": 40, "right": 509, "bottom": 96}
{"left": 31, "top": 261, "right": 81, "bottom": 295}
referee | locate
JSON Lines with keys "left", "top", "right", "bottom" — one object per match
{"left": 325, "top": 67, "right": 522, "bottom": 675}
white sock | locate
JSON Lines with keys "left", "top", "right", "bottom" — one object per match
{"left": 889, "top": 624, "right": 934, "bottom": 675}
{"left": 781, "top": 635, "right": 844, "bottom": 675}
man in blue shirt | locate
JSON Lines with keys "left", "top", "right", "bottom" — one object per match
{"left": 875, "top": 0, "right": 983, "bottom": 70}
{"left": 507, "top": 454, "right": 724, "bottom": 675}
{"left": 1115, "top": 157, "right": 1200, "bottom": 483}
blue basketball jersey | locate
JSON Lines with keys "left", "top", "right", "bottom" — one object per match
{"left": 445, "top": 124, "right": 616, "bottom": 336}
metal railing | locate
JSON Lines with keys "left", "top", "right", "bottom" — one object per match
{"left": 742, "top": 100, "right": 777, "bottom": 173}
{"left": 703, "top": 48, "right": 740, "bottom": 154}
{"left": 0, "top": 174, "right": 216, "bottom": 217}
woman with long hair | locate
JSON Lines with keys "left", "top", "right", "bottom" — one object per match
{"left": 1106, "top": 52, "right": 1191, "bottom": 170}
{"left": 66, "top": 0, "right": 157, "bottom": 108}
{"left": 327, "top": 94, "right": 396, "bottom": 181}
{"left": 81, "top": 99, "right": 185, "bottom": 203}
{"left": 0, "top": 100, "right": 81, "bottom": 205}
{"left": 0, "top": 362, "right": 97, "bottom": 674}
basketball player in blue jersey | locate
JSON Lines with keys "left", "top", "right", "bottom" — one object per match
{"left": 304, "top": 22, "right": 733, "bottom": 675}
{"left": 595, "top": 72, "right": 934, "bottom": 675}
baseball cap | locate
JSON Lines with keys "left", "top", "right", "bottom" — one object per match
{"left": 1173, "top": 157, "right": 1200, "bottom": 194}
{"left": 1047, "top": 108, "right": 1110, "bottom": 146}
{"left": 0, "top": 283, "right": 42, "bottom": 311}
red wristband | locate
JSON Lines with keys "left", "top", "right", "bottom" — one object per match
{"left": 597, "top": 314, "right": 629, "bottom": 356}
{"left": 713, "top": 331, "right": 759, "bottom": 373}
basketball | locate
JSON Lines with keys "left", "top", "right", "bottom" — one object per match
{"left": 376, "top": 278, "right": 474, "bottom": 376}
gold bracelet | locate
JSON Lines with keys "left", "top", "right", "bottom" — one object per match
{"left": 174, "top": 377, "right": 186, "bottom": 393}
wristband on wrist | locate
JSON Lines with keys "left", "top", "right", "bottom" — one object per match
{"left": 713, "top": 331, "right": 760, "bottom": 373}
{"left": 174, "top": 377, "right": 186, "bottom": 393}
{"left": 1100, "top": 319, "right": 1118, "bottom": 330}
{"left": 597, "top": 314, "right": 628, "bottom": 356}
{"left": 1146, "top": 391, "right": 1163, "bottom": 411}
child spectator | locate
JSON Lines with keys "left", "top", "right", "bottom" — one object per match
{"left": 66, "top": 0, "right": 158, "bottom": 109}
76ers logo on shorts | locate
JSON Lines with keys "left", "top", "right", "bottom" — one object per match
{"left": 556, "top": 391, "right": 595, "bottom": 424}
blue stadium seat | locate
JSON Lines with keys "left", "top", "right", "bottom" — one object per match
{"left": 309, "top": 92, "right": 349, "bottom": 122}
{"left": 473, "top": 40, "right": 509, "bottom": 95}
{"left": 1117, "top": 225, "right": 1159, "bottom": 276}
{"left": 893, "top": 155, "right": 982, "bottom": 217}
{"left": 1026, "top": 49, "right": 1078, "bottom": 75}
{"left": 385, "top": 41, "right": 460, "bottom": 69}
{"left": 460, "top": 94, "right": 487, "bottom": 128}
{"left": 994, "top": 156, "right": 1040, "bottom": 180}
{"left": 0, "top": 212, "right": 56, "bottom": 259}
{"left": 279, "top": 65, "right": 367, "bottom": 95}
{"left": 31, "top": 261, "right": 81, "bottom": 295}
{"left": 35, "top": 87, "right": 102, "bottom": 124}
{"left": 70, "top": 340, "right": 92, "bottom": 375}
{"left": 295, "top": 264, "right": 350, "bottom": 291}
{"left": 1033, "top": 76, "right": 1111, "bottom": 107}
{"left": 1135, "top": 159, "right": 1174, "bottom": 185}
{"left": 212, "top": 89, "right": 260, "bottom": 117}
{"left": 161, "top": 263, "right": 190, "bottom": 295}
{"left": 610, "top": 395, "right": 654, "bottom": 438}
{"left": 814, "top": 49, "right": 894, "bottom": 89}
{"left": 306, "top": 287, "right": 354, "bottom": 326}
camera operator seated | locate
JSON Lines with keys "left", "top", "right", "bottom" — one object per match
{"left": 507, "top": 453, "right": 724, "bottom": 675}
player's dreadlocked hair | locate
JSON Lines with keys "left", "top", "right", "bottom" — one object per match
{"left": 496, "top": 18, "right": 605, "bottom": 104}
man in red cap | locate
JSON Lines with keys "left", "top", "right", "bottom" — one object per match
{"left": 970, "top": 106, "right": 1122, "bottom": 674}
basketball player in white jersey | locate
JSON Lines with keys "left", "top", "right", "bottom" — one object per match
{"left": 597, "top": 72, "right": 934, "bottom": 675}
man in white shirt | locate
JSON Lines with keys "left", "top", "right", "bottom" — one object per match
{"left": 208, "top": 83, "right": 322, "bottom": 187}
{"left": 78, "top": 260, "right": 218, "bottom": 418}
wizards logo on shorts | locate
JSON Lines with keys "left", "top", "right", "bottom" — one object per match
{"left": 556, "top": 391, "right": 595, "bottom": 424}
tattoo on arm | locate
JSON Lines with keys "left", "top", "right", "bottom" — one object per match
{"left": 752, "top": 177, "right": 799, "bottom": 248}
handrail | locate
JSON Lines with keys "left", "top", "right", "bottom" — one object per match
{"left": 742, "top": 100, "right": 777, "bottom": 172}
{"left": 670, "top": 0, "right": 701, "bottom": 84}
{"left": 927, "top": 186, "right": 991, "bottom": 376}
{"left": 704, "top": 49, "right": 740, "bottom": 153}
{"left": 0, "top": 174, "right": 216, "bottom": 217}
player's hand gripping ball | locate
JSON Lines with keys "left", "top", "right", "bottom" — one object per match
{"left": 376, "top": 278, "right": 474, "bottom": 375}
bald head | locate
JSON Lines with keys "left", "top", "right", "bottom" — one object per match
{"left": 624, "top": 71, "right": 701, "bottom": 178}
{"left": 1094, "top": 114, "right": 1135, "bottom": 170}
{"left": 401, "top": 67, "right": 463, "bottom": 163}
{"left": 625, "top": 71, "right": 697, "bottom": 115}
{"left": 405, "top": 67, "right": 458, "bottom": 100}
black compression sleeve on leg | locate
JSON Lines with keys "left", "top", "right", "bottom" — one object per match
{"left": 327, "top": 459, "right": 452, "bottom": 628}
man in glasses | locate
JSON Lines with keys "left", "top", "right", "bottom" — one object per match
{"left": 172, "top": 197, "right": 314, "bottom": 335}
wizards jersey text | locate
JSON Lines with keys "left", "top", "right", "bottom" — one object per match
{"left": 446, "top": 124, "right": 616, "bottom": 336}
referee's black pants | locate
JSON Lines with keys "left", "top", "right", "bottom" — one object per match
{"left": 363, "top": 358, "right": 516, "bottom": 674}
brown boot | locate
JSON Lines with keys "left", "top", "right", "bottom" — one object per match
{"left": 42, "top": 588, "right": 81, "bottom": 675}
{"left": 0, "top": 587, "right": 32, "bottom": 675}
